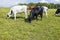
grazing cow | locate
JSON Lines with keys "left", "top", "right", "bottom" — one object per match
{"left": 55, "top": 8, "right": 60, "bottom": 15}
{"left": 7, "top": 5, "right": 28, "bottom": 20}
{"left": 28, "top": 6, "right": 48, "bottom": 17}
{"left": 26, "top": 6, "right": 44, "bottom": 23}
{"left": 42, "top": 6, "right": 48, "bottom": 17}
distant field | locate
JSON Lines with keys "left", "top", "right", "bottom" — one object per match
{"left": 0, "top": 8, "right": 60, "bottom": 40}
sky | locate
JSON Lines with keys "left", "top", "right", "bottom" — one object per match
{"left": 0, "top": 0, "right": 60, "bottom": 7}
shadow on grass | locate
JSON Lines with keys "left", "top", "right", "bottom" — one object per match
{"left": 55, "top": 15, "right": 60, "bottom": 17}
{"left": 10, "top": 16, "right": 25, "bottom": 19}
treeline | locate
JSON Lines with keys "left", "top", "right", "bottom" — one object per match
{"left": 18, "top": 2, "right": 60, "bottom": 9}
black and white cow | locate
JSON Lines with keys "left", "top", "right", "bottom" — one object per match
{"left": 26, "top": 6, "right": 44, "bottom": 23}
{"left": 55, "top": 8, "right": 60, "bottom": 15}
{"left": 7, "top": 5, "right": 28, "bottom": 20}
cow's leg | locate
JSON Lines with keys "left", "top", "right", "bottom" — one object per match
{"left": 35, "top": 15, "right": 38, "bottom": 20}
{"left": 45, "top": 11, "right": 48, "bottom": 17}
{"left": 14, "top": 13, "right": 16, "bottom": 20}
{"left": 25, "top": 11, "right": 27, "bottom": 19}
{"left": 40, "top": 13, "right": 43, "bottom": 20}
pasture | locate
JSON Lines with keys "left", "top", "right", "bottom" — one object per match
{"left": 0, "top": 8, "right": 60, "bottom": 40}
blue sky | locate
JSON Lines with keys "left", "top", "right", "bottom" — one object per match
{"left": 0, "top": 0, "right": 60, "bottom": 7}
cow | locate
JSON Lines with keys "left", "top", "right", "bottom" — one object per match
{"left": 7, "top": 5, "right": 28, "bottom": 20}
{"left": 25, "top": 6, "right": 44, "bottom": 23}
{"left": 55, "top": 8, "right": 60, "bottom": 15}
{"left": 28, "top": 6, "right": 48, "bottom": 17}
{"left": 42, "top": 6, "right": 48, "bottom": 17}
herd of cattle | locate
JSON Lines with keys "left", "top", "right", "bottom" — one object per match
{"left": 7, "top": 5, "right": 60, "bottom": 23}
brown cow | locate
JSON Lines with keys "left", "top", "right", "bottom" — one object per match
{"left": 27, "top": 6, "right": 36, "bottom": 10}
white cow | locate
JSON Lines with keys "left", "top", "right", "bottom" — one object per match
{"left": 7, "top": 5, "right": 28, "bottom": 20}
{"left": 42, "top": 6, "right": 48, "bottom": 17}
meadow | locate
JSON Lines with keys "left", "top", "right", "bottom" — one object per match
{"left": 0, "top": 8, "right": 60, "bottom": 40}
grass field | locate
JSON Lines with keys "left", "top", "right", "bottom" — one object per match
{"left": 0, "top": 8, "right": 60, "bottom": 40}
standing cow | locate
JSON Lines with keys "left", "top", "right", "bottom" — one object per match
{"left": 42, "top": 6, "right": 48, "bottom": 17}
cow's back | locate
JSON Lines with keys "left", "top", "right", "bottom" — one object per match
{"left": 30, "top": 6, "right": 43, "bottom": 15}
{"left": 11, "top": 5, "right": 27, "bottom": 12}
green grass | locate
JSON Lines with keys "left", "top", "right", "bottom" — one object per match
{"left": 0, "top": 8, "right": 60, "bottom": 40}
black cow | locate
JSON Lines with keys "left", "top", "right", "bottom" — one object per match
{"left": 26, "top": 6, "right": 44, "bottom": 23}
{"left": 55, "top": 8, "right": 60, "bottom": 15}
